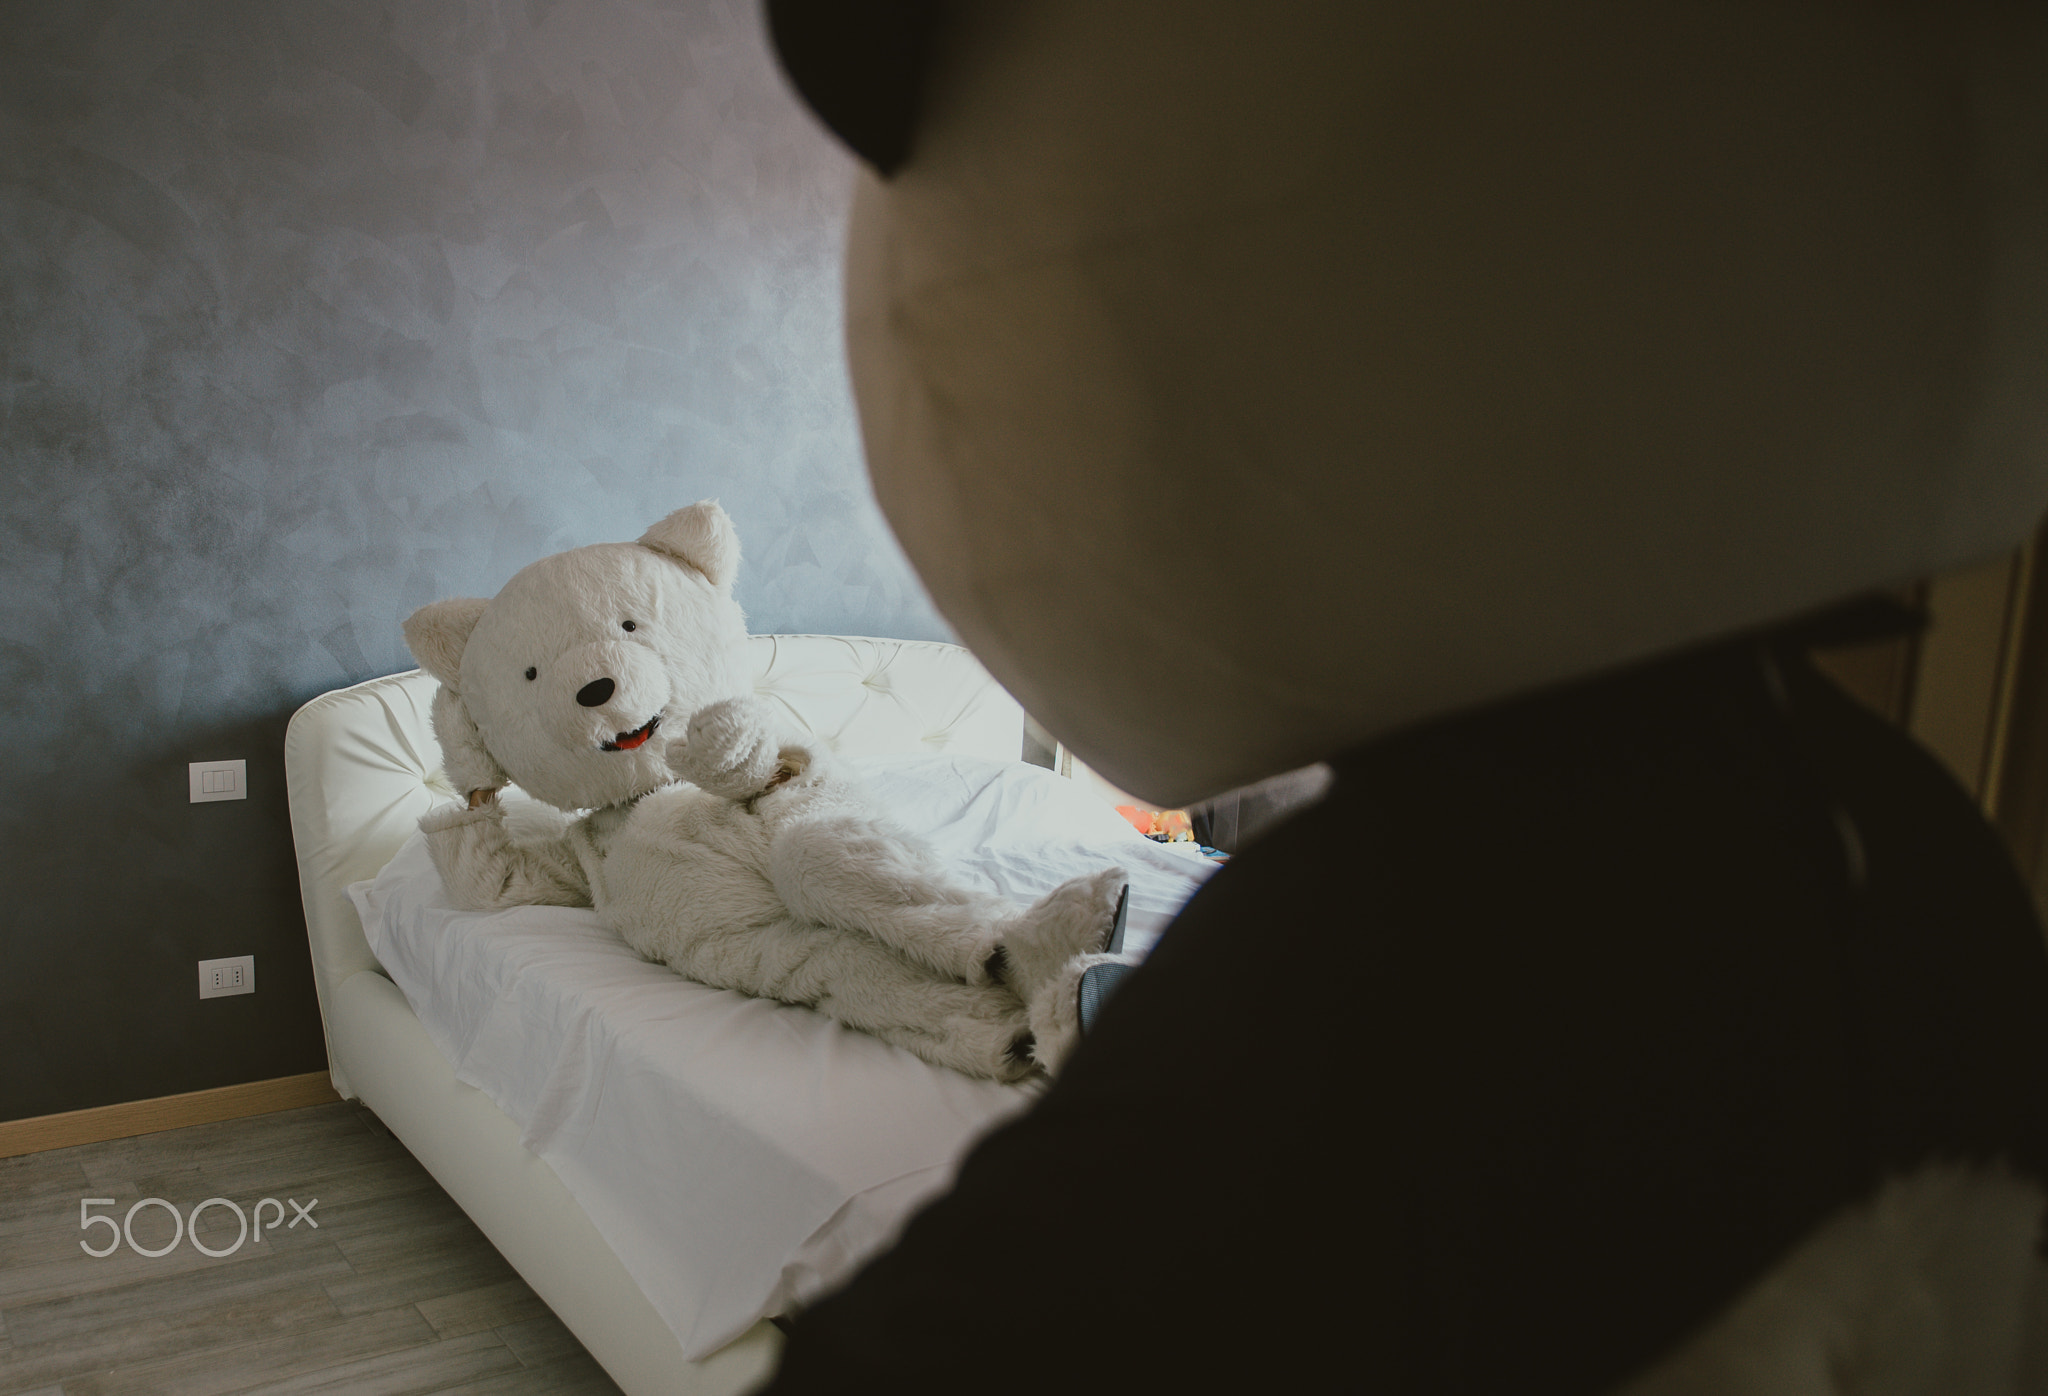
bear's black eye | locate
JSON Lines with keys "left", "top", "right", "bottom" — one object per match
{"left": 524, "top": 667, "right": 537, "bottom": 681}
{"left": 621, "top": 620, "right": 637, "bottom": 632}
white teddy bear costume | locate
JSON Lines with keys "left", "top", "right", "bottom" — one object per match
{"left": 401, "top": 500, "right": 1129, "bottom": 1081}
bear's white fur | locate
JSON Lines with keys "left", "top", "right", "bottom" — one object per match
{"left": 403, "top": 501, "right": 1128, "bottom": 1081}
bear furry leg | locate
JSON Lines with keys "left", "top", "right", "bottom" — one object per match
{"left": 420, "top": 800, "right": 590, "bottom": 910}
{"left": 658, "top": 912, "right": 1039, "bottom": 1082}
{"left": 1028, "top": 951, "right": 1141, "bottom": 1076}
{"left": 768, "top": 814, "right": 1027, "bottom": 985}
{"left": 817, "top": 974, "right": 1040, "bottom": 1084}
{"left": 1000, "top": 867, "right": 1130, "bottom": 1005}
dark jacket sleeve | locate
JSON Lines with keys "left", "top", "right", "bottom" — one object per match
{"left": 762, "top": 639, "right": 2048, "bottom": 1394}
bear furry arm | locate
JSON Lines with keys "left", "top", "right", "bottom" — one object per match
{"left": 419, "top": 801, "right": 591, "bottom": 909}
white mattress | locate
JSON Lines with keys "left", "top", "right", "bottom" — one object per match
{"left": 348, "top": 754, "right": 1214, "bottom": 1358}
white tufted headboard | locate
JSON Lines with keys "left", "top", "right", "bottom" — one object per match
{"left": 284, "top": 634, "right": 1027, "bottom": 1098}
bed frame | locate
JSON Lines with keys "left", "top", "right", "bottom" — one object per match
{"left": 284, "top": 635, "right": 1033, "bottom": 1396}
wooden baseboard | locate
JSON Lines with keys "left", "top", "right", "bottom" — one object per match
{"left": 0, "top": 1071, "right": 342, "bottom": 1159}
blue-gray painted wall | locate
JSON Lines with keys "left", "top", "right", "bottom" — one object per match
{"left": 0, "top": 0, "right": 949, "bottom": 1122}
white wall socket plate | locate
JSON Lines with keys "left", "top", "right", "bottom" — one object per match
{"left": 189, "top": 759, "right": 247, "bottom": 803}
{"left": 198, "top": 955, "right": 255, "bottom": 999}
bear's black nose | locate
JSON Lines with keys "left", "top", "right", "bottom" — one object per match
{"left": 576, "top": 677, "right": 615, "bottom": 708}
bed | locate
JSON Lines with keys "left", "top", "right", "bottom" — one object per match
{"left": 284, "top": 634, "right": 1213, "bottom": 1396}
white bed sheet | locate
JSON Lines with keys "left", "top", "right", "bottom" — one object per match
{"left": 348, "top": 755, "right": 1214, "bottom": 1358}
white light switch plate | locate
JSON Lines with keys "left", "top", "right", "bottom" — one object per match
{"left": 198, "top": 955, "right": 255, "bottom": 999}
{"left": 189, "top": 759, "right": 246, "bottom": 803}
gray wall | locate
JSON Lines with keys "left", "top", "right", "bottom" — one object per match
{"left": 0, "top": 0, "right": 949, "bottom": 1123}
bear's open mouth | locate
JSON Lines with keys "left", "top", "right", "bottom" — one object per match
{"left": 600, "top": 715, "right": 660, "bottom": 752}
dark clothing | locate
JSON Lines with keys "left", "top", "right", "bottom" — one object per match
{"left": 764, "top": 621, "right": 2048, "bottom": 1393}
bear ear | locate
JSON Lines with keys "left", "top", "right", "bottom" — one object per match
{"left": 639, "top": 501, "right": 740, "bottom": 591}
{"left": 403, "top": 597, "right": 489, "bottom": 688}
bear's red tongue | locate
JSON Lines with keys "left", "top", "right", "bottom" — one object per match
{"left": 606, "top": 718, "right": 658, "bottom": 751}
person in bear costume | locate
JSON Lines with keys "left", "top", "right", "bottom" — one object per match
{"left": 759, "top": 1, "right": 2048, "bottom": 1392}
{"left": 401, "top": 500, "right": 1132, "bottom": 1083}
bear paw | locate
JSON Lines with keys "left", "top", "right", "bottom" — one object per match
{"left": 912, "top": 1003, "right": 1041, "bottom": 1084}
{"left": 670, "top": 697, "right": 783, "bottom": 801}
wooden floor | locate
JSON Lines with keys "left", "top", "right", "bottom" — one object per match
{"left": 0, "top": 1103, "right": 623, "bottom": 1396}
